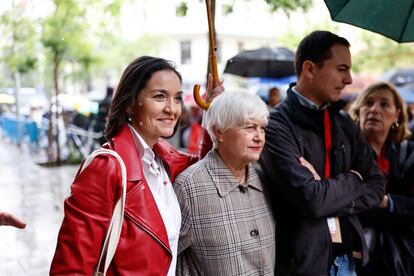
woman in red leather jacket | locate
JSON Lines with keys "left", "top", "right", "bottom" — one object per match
{"left": 50, "top": 56, "right": 223, "bottom": 275}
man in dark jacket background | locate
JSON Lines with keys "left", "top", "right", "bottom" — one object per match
{"left": 260, "top": 30, "right": 385, "bottom": 275}
{"left": 94, "top": 86, "right": 114, "bottom": 145}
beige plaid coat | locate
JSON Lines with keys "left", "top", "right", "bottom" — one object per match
{"left": 174, "top": 150, "right": 276, "bottom": 276}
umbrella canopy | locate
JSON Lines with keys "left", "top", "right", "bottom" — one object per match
{"left": 381, "top": 67, "right": 414, "bottom": 87}
{"left": 398, "top": 84, "right": 414, "bottom": 104}
{"left": 324, "top": 0, "right": 414, "bottom": 43}
{"left": 224, "top": 47, "right": 295, "bottom": 78}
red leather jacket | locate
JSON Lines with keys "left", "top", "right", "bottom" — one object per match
{"left": 50, "top": 125, "right": 202, "bottom": 275}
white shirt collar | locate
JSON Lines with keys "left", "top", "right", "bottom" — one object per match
{"left": 128, "top": 125, "right": 155, "bottom": 160}
{"left": 291, "top": 86, "right": 330, "bottom": 110}
{"left": 128, "top": 125, "right": 160, "bottom": 175}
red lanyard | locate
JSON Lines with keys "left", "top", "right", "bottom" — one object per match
{"left": 324, "top": 109, "right": 332, "bottom": 178}
{"left": 376, "top": 146, "right": 390, "bottom": 177}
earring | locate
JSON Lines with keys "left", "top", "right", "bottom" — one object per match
{"left": 127, "top": 113, "right": 132, "bottom": 123}
{"left": 139, "top": 122, "right": 143, "bottom": 126}
{"left": 218, "top": 137, "right": 223, "bottom": 142}
{"left": 392, "top": 122, "right": 399, "bottom": 129}
{"left": 138, "top": 102, "right": 142, "bottom": 107}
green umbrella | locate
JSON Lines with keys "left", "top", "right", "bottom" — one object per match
{"left": 324, "top": 0, "right": 414, "bottom": 43}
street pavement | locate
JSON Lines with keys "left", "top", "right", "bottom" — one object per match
{"left": 0, "top": 138, "right": 78, "bottom": 275}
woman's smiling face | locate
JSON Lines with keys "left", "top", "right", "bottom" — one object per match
{"left": 130, "top": 69, "right": 183, "bottom": 147}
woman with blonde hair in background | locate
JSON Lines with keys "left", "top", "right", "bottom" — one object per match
{"left": 350, "top": 81, "right": 414, "bottom": 276}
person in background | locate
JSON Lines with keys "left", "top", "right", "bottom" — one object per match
{"left": 406, "top": 102, "right": 414, "bottom": 139}
{"left": 185, "top": 105, "right": 203, "bottom": 154}
{"left": 50, "top": 56, "right": 223, "bottom": 275}
{"left": 350, "top": 82, "right": 414, "bottom": 276}
{"left": 267, "top": 86, "right": 282, "bottom": 108}
{"left": 174, "top": 91, "right": 275, "bottom": 275}
{"left": 0, "top": 211, "right": 26, "bottom": 228}
{"left": 94, "top": 86, "right": 114, "bottom": 145}
{"left": 260, "top": 30, "right": 384, "bottom": 276}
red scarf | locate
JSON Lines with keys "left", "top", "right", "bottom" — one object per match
{"left": 376, "top": 145, "right": 390, "bottom": 177}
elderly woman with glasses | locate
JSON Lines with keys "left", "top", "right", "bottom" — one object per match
{"left": 350, "top": 82, "right": 414, "bottom": 276}
{"left": 174, "top": 91, "right": 275, "bottom": 276}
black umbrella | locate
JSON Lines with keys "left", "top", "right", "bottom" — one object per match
{"left": 398, "top": 84, "right": 414, "bottom": 104}
{"left": 381, "top": 67, "right": 414, "bottom": 87}
{"left": 224, "top": 47, "right": 295, "bottom": 78}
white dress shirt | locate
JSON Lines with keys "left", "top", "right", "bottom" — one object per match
{"left": 129, "top": 125, "right": 181, "bottom": 276}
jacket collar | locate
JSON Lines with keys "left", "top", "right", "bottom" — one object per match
{"left": 290, "top": 85, "right": 330, "bottom": 111}
{"left": 107, "top": 124, "right": 142, "bottom": 181}
{"left": 285, "top": 83, "right": 346, "bottom": 130}
{"left": 287, "top": 83, "right": 346, "bottom": 113}
{"left": 108, "top": 124, "right": 181, "bottom": 182}
{"left": 205, "top": 150, "right": 263, "bottom": 197}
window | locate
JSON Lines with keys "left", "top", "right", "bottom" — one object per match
{"left": 180, "top": 41, "right": 192, "bottom": 64}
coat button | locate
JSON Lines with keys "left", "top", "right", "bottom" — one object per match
{"left": 250, "top": 229, "right": 259, "bottom": 237}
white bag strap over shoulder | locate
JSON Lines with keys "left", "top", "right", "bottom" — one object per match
{"left": 80, "top": 148, "right": 127, "bottom": 276}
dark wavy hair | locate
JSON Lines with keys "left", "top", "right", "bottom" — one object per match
{"left": 105, "top": 56, "right": 182, "bottom": 140}
{"left": 295, "top": 30, "right": 350, "bottom": 76}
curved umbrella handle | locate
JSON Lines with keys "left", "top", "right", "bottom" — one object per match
{"left": 193, "top": 53, "right": 218, "bottom": 110}
{"left": 193, "top": 84, "right": 210, "bottom": 110}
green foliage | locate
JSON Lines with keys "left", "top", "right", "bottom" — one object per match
{"left": 177, "top": 2, "right": 189, "bottom": 17}
{"left": 1, "top": 0, "right": 316, "bottom": 91}
{"left": 352, "top": 31, "right": 414, "bottom": 74}
{"left": 40, "top": 0, "right": 128, "bottom": 92}
{"left": 41, "top": 0, "right": 87, "bottom": 61}
{"left": 263, "top": 0, "right": 312, "bottom": 14}
{"left": 178, "top": 0, "right": 312, "bottom": 16}
{"left": 0, "top": 2, "right": 37, "bottom": 74}
{"left": 278, "top": 18, "right": 337, "bottom": 50}
{"left": 223, "top": 4, "right": 234, "bottom": 15}
{"left": 97, "top": 34, "right": 168, "bottom": 77}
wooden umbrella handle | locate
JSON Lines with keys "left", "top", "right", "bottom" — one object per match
{"left": 193, "top": 84, "right": 210, "bottom": 110}
{"left": 194, "top": 0, "right": 219, "bottom": 110}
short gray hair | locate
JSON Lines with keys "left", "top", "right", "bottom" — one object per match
{"left": 203, "top": 91, "right": 269, "bottom": 147}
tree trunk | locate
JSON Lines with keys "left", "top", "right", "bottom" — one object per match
{"left": 47, "top": 100, "right": 54, "bottom": 162}
{"left": 48, "top": 55, "right": 61, "bottom": 165}
{"left": 54, "top": 55, "right": 61, "bottom": 165}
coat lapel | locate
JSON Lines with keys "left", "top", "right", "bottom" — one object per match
{"left": 205, "top": 150, "right": 263, "bottom": 197}
{"left": 108, "top": 125, "right": 170, "bottom": 251}
{"left": 153, "top": 139, "right": 194, "bottom": 183}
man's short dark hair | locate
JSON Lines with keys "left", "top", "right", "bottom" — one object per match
{"left": 294, "top": 30, "right": 350, "bottom": 76}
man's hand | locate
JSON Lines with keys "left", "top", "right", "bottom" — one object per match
{"left": 379, "top": 195, "right": 388, "bottom": 209}
{"left": 0, "top": 211, "right": 26, "bottom": 229}
{"left": 299, "top": 157, "right": 321, "bottom": 181}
